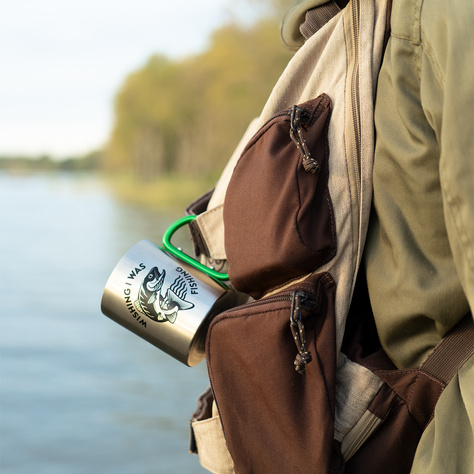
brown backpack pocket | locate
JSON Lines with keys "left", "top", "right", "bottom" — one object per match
{"left": 223, "top": 94, "right": 336, "bottom": 299}
{"left": 206, "top": 272, "right": 340, "bottom": 474}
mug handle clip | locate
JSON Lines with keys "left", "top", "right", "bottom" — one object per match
{"left": 162, "top": 215, "right": 230, "bottom": 282}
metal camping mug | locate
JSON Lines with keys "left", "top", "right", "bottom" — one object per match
{"left": 101, "top": 216, "right": 237, "bottom": 366}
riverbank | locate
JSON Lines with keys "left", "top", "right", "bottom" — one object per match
{"left": 0, "top": 161, "right": 215, "bottom": 212}
{"left": 103, "top": 173, "right": 214, "bottom": 211}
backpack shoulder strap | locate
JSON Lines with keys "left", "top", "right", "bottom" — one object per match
{"left": 421, "top": 313, "right": 474, "bottom": 384}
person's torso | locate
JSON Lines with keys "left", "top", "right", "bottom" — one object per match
{"left": 364, "top": 0, "right": 469, "bottom": 368}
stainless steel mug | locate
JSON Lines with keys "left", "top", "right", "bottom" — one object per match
{"left": 101, "top": 216, "right": 238, "bottom": 366}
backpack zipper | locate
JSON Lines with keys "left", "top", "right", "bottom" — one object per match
{"left": 290, "top": 290, "right": 313, "bottom": 374}
{"left": 210, "top": 289, "right": 317, "bottom": 374}
{"left": 248, "top": 106, "right": 318, "bottom": 173}
{"left": 289, "top": 106, "right": 320, "bottom": 173}
{"left": 207, "top": 289, "right": 318, "bottom": 448}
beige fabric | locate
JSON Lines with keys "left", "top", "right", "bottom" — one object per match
{"left": 191, "top": 402, "right": 235, "bottom": 474}
{"left": 341, "top": 409, "right": 383, "bottom": 460}
{"left": 334, "top": 353, "right": 384, "bottom": 443}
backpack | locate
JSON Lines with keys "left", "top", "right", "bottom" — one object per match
{"left": 185, "top": 0, "right": 474, "bottom": 472}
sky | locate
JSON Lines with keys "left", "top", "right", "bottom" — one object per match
{"left": 0, "top": 0, "right": 264, "bottom": 158}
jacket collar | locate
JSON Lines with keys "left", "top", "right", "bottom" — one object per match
{"left": 281, "top": 0, "right": 342, "bottom": 50}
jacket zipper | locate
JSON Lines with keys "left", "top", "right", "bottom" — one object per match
{"left": 343, "top": 0, "right": 362, "bottom": 275}
{"left": 350, "top": 0, "right": 361, "bottom": 196}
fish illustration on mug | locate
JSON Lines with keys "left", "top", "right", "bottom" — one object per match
{"left": 134, "top": 267, "right": 194, "bottom": 324}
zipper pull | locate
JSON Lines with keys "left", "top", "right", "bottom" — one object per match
{"left": 289, "top": 106, "right": 320, "bottom": 174}
{"left": 290, "top": 290, "right": 312, "bottom": 375}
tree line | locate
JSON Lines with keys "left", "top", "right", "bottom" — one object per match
{"left": 0, "top": 151, "right": 101, "bottom": 172}
{"left": 103, "top": 15, "right": 293, "bottom": 182}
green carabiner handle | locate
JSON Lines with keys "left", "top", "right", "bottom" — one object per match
{"left": 162, "top": 215, "right": 230, "bottom": 282}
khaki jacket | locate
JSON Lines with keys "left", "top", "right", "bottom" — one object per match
{"left": 283, "top": 0, "right": 474, "bottom": 471}
{"left": 364, "top": 0, "right": 474, "bottom": 470}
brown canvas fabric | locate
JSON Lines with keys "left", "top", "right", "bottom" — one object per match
{"left": 206, "top": 273, "right": 337, "bottom": 473}
{"left": 223, "top": 95, "right": 336, "bottom": 299}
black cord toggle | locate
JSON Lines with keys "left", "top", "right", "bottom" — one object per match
{"left": 290, "top": 291, "right": 312, "bottom": 375}
{"left": 289, "top": 105, "right": 320, "bottom": 174}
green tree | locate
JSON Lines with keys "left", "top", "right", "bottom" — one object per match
{"left": 105, "top": 12, "right": 292, "bottom": 181}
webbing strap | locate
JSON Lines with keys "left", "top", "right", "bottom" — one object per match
{"left": 421, "top": 313, "right": 474, "bottom": 384}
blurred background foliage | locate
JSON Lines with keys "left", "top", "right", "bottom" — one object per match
{"left": 104, "top": 4, "right": 292, "bottom": 183}
{"left": 1, "top": 0, "right": 293, "bottom": 206}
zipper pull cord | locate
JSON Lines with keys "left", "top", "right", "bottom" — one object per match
{"left": 289, "top": 106, "right": 320, "bottom": 174}
{"left": 290, "top": 291, "right": 312, "bottom": 375}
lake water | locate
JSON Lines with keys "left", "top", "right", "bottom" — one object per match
{"left": 0, "top": 171, "right": 210, "bottom": 473}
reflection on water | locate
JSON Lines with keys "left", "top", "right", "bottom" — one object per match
{"left": 0, "top": 172, "right": 209, "bottom": 473}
